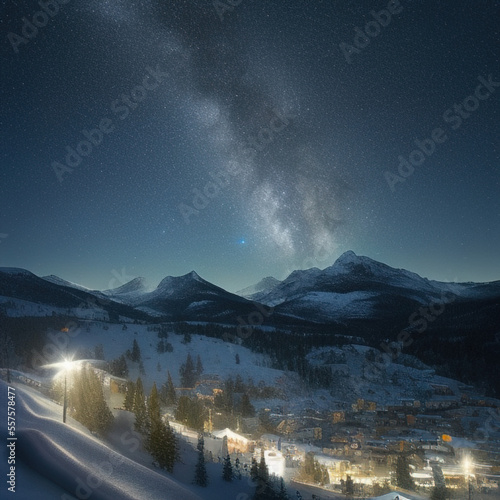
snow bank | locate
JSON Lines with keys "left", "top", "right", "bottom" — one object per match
{"left": 0, "top": 380, "right": 202, "bottom": 500}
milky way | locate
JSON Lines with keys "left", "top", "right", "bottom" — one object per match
{"left": 1, "top": 0, "right": 499, "bottom": 291}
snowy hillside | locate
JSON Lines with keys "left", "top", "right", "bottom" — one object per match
{"left": 50, "top": 321, "right": 287, "bottom": 392}
{"left": 0, "top": 379, "right": 203, "bottom": 500}
{"left": 42, "top": 275, "right": 94, "bottom": 292}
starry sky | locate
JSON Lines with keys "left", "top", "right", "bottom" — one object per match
{"left": 1, "top": 0, "right": 499, "bottom": 292}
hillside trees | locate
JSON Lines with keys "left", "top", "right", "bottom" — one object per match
{"left": 193, "top": 434, "right": 208, "bottom": 487}
{"left": 123, "top": 380, "right": 135, "bottom": 411}
{"left": 161, "top": 370, "right": 177, "bottom": 406}
{"left": 395, "top": 454, "right": 415, "bottom": 490}
{"left": 69, "top": 365, "right": 113, "bottom": 435}
{"left": 128, "top": 338, "right": 141, "bottom": 362}
{"left": 222, "top": 454, "right": 233, "bottom": 482}
{"left": 133, "top": 377, "right": 148, "bottom": 434}
{"left": 175, "top": 396, "right": 206, "bottom": 431}
{"left": 109, "top": 354, "right": 128, "bottom": 378}
{"left": 146, "top": 382, "right": 177, "bottom": 473}
{"left": 179, "top": 353, "right": 197, "bottom": 387}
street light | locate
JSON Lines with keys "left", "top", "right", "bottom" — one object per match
{"left": 463, "top": 456, "right": 472, "bottom": 500}
{"left": 61, "top": 358, "right": 73, "bottom": 423}
{"left": 43, "top": 357, "right": 77, "bottom": 423}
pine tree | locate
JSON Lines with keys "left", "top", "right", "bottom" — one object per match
{"left": 235, "top": 353, "right": 240, "bottom": 364}
{"left": 254, "top": 451, "right": 275, "bottom": 500}
{"left": 70, "top": 366, "right": 113, "bottom": 435}
{"left": 154, "top": 419, "right": 177, "bottom": 473}
{"left": 164, "top": 421, "right": 177, "bottom": 472}
{"left": 146, "top": 382, "right": 177, "bottom": 472}
{"left": 133, "top": 377, "right": 148, "bottom": 434}
{"left": 88, "top": 369, "right": 114, "bottom": 434}
{"left": 240, "top": 393, "right": 255, "bottom": 417}
{"left": 395, "top": 454, "right": 414, "bottom": 490}
{"left": 175, "top": 395, "right": 191, "bottom": 424}
{"left": 109, "top": 354, "right": 128, "bottom": 377}
{"left": 165, "top": 371, "right": 177, "bottom": 405}
{"left": 130, "top": 339, "right": 141, "bottom": 362}
{"left": 250, "top": 457, "right": 259, "bottom": 481}
{"left": 123, "top": 380, "right": 135, "bottom": 410}
{"left": 277, "top": 478, "right": 288, "bottom": 499}
{"left": 222, "top": 454, "right": 233, "bottom": 482}
{"left": 196, "top": 354, "right": 204, "bottom": 377}
{"left": 193, "top": 435, "right": 208, "bottom": 486}
{"left": 258, "top": 449, "right": 269, "bottom": 483}
{"left": 234, "top": 457, "right": 242, "bottom": 479}
{"left": 70, "top": 365, "right": 93, "bottom": 428}
{"left": 345, "top": 475, "right": 354, "bottom": 495}
{"left": 179, "top": 353, "right": 196, "bottom": 387}
{"left": 146, "top": 383, "right": 161, "bottom": 451}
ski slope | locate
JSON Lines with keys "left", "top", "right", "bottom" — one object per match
{"left": 0, "top": 379, "right": 202, "bottom": 500}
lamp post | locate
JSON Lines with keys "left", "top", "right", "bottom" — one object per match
{"left": 63, "top": 367, "right": 67, "bottom": 423}
{"left": 61, "top": 359, "right": 73, "bottom": 424}
{"left": 463, "top": 456, "right": 472, "bottom": 500}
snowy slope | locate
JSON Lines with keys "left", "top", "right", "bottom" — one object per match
{"left": 42, "top": 274, "right": 93, "bottom": 292}
{"left": 56, "top": 321, "right": 285, "bottom": 392}
{"left": 0, "top": 379, "right": 202, "bottom": 500}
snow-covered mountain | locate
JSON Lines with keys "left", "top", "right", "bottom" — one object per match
{"left": 42, "top": 274, "right": 93, "bottom": 292}
{"left": 257, "top": 251, "right": 447, "bottom": 307}
{"left": 103, "top": 277, "right": 149, "bottom": 301}
{"left": 130, "top": 271, "right": 261, "bottom": 322}
{"left": 244, "top": 251, "right": 500, "bottom": 329}
{"left": 0, "top": 268, "right": 153, "bottom": 322}
{"left": 1, "top": 253, "right": 499, "bottom": 333}
{"left": 236, "top": 276, "right": 281, "bottom": 299}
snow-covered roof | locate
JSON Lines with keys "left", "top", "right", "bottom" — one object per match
{"left": 212, "top": 428, "right": 250, "bottom": 444}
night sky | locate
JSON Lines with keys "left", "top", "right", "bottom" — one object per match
{"left": 1, "top": 0, "right": 499, "bottom": 292}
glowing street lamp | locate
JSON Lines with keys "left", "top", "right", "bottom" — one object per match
{"left": 43, "top": 357, "right": 78, "bottom": 423}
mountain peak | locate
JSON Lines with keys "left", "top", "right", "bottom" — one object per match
{"left": 155, "top": 270, "right": 207, "bottom": 294}
{"left": 186, "top": 270, "right": 202, "bottom": 281}
{"left": 334, "top": 250, "right": 360, "bottom": 265}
